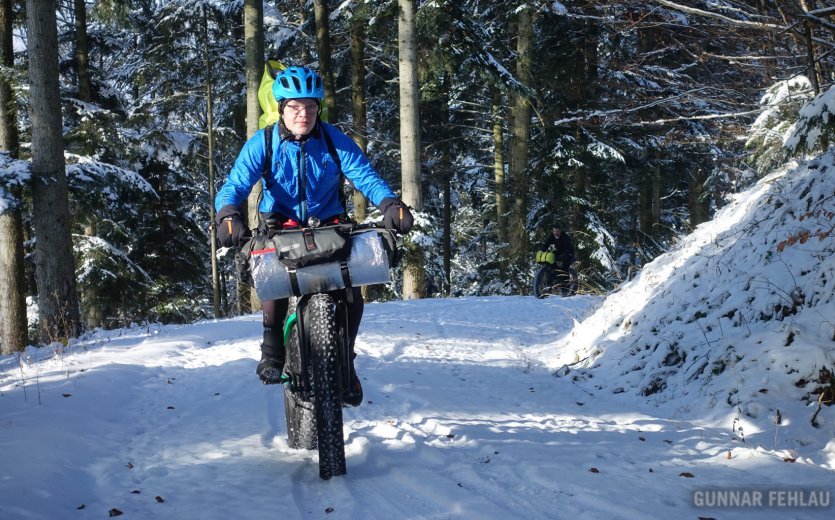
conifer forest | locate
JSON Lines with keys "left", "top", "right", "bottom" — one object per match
{"left": 1, "top": 0, "right": 833, "bottom": 353}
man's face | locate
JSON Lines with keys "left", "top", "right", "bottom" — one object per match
{"left": 282, "top": 98, "right": 319, "bottom": 136}
{"left": 552, "top": 227, "right": 561, "bottom": 237}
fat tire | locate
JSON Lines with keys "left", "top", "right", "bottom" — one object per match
{"left": 533, "top": 266, "right": 555, "bottom": 299}
{"left": 284, "top": 391, "right": 317, "bottom": 450}
{"left": 308, "top": 294, "right": 347, "bottom": 479}
{"left": 283, "top": 300, "right": 318, "bottom": 450}
{"left": 568, "top": 268, "right": 579, "bottom": 296}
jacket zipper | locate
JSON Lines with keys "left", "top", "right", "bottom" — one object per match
{"left": 297, "top": 141, "right": 307, "bottom": 223}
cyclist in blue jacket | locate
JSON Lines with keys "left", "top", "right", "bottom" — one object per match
{"left": 215, "top": 66, "right": 413, "bottom": 406}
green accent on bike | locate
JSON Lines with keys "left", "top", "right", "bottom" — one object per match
{"left": 283, "top": 312, "right": 297, "bottom": 342}
{"left": 281, "top": 314, "right": 298, "bottom": 388}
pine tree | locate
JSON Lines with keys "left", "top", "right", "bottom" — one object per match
{"left": 0, "top": 0, "right": 27, "bottom": 354}
{"left": 27, "top": 0, "right": 81, "bottom": 342}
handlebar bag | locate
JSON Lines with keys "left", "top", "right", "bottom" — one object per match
{"left": 248, "top": 227, "right": 392, "bottom": 300}
{"left": 270, "top": 224, "right": 353, "bottom": 269}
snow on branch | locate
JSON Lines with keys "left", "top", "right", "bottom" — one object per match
{"left": 653, "top": 0, "right": 784, "bottom": 30}
{"left": 784, "top": 83, "right": 835, "bottom": 154}
{"left": 74, "top": 234, "right": 154, "bottom": 285}
{"left": 0, "top": 153, "right": 31, "bottom": 214}
{"left": 0, "top": 153, "right": 30, "bottom": 188}
{"left": 550, "top": 89, "right": 767, "bottom": 128}
{"left": 65, "top": 154, "right": 158, "bottom": 198}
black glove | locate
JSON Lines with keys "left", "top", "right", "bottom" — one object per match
{"left": 216, "top": 205, "right": 249, "bottom": 247}
{"left": 379, "top": 197, "right": 414, "bottom": 234}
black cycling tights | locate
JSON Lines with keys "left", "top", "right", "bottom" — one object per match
{"left": 260, "top": 287, "right": 365, "bottom": 354}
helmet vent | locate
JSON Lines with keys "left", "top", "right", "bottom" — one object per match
{"left": 273, "top": 66, "right": 325, "bottom": 102}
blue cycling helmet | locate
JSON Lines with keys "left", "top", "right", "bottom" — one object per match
{"left": 272, "top": 66, "right": 324, "bottom": 102}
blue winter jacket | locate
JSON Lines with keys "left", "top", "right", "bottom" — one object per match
{"left": 215, "top": 122, "right": 396, "bottom": 222}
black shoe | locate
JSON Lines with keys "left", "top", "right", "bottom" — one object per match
{"left": 342, "top": 371, "right": 363, "bottom": 407}
{"left": 256, "top": 354, "right": 284, "bottom": 385}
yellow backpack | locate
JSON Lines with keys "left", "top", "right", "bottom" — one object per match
{"left": 258, "top": 60, "right": 328, "bottom": 129}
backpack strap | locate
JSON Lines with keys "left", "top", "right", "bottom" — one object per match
{"left": 319, "top": 124, "right": 350, "bottom": 219}
{"left": 261, "top": 123, "right": 350, "bottom": 220}
{"left": 262, "top": 124, "right": 274, "bottom": 189}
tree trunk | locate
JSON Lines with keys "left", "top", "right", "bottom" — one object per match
{"left": 244, "top": 0, "right": 264, "bottom": 313}
{"left": 350, "top": 11, "right": 368, "bottom": 221}
{"left": 798, "top": 0, "right": 821, "bottom": 94}
{"left": 757, "top": 0, "right": 777, "bottom": 82}
{"left": 74, "top": 0, "right": 91, "bottom": 101}
{"left": 314, "top": 0, "right": 337, "bottom": 121}
{"left": 572, "top": 163, "right": 585, "bottom": 227}
{"left": 572, "top": 20, "right": 598, "bottom": 229}
{"left": 27, "top": 0, "right": 81, "bottom": 343}
{"left": 397, "top": 0, "right": 424, "bottom": 299}
{"left": 0, "top": 0, "right": 25, "bottom": 354}
{"left": 651, "top": 158, "right": 661, "bottom": 227}
{"left": 204, "top": 6, "right": 221, "bottom": 318}
{"left": 435, "top": 73, "right": 453, "bottom": 297}
{"left": 507, "top": 6, "right": 533, "bottom": 259}
{"left": 638, "top": 178, "right": 652, "bottom": 236}
{"left": 0, "top": 212, "right": 28, "bottom": 354}
{"left": 80, "top": 220, "right": 102, "bottom": 329}
{"left": 0, "top": 0, "right": 17, "bottom": 153}
{"left": 349, "top": 8, "right": 371, "bottom": 300}
{"left": 492, "top": 88, "right": 507, "bottom": 245}
{"left": 245, "top": 0, "right": 264, "bottom": 140}
{"left": 688, "top": 169, "right": 710, "bottom": 228}
{"left": 443, "top": 172, "right": 451, "bottom": 295}
{"left": 299, "top": 0, "right": 311, "bottom": 65}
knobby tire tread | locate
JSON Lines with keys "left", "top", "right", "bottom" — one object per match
{"left": 283, "top": 302, "right": 318, "bottom": 450}
{"left": 309, "top": 294, "right": 347, "bottom": 479}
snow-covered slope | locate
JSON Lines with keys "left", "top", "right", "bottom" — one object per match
{"left": 553, "top": 152, "right": 835, "bottom": 466}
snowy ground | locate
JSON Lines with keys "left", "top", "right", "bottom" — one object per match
{"left": 3, "top": 151, "right": 835, "bottom": 519}
{"left": 1, "top": 294, "right": 833, "bottom": 519}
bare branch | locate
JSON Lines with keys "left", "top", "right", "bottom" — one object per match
{"left": 550, "top": 84, "right": 814, "bottom": 129}
{"left": 653, "top": 0, "right": 785, "bottom": 30}
{"left": 625, "top": 108, "right": 767, "bottom": 127}
{"left": 807, "top": 6, "right": 835, "bottom": 17}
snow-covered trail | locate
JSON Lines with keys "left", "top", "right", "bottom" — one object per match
{"left": 1, "top": 296, "right": 832, "bottom": 519}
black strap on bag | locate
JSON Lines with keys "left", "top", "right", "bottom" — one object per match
{"left": 288, "top": 268, "right": 302, "bottom": 297}
{"left": 284, "top": 261, "right": 352, "bottom": 298}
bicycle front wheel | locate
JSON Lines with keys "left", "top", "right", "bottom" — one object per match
{"left": 308, "top": 293, "right": 347, "bottom": 479}
{"left": 533, "top": 266, "right": 556, "bottom": 299}
{"left": 283, "top": 298, "right": 318, "bottom": 451}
